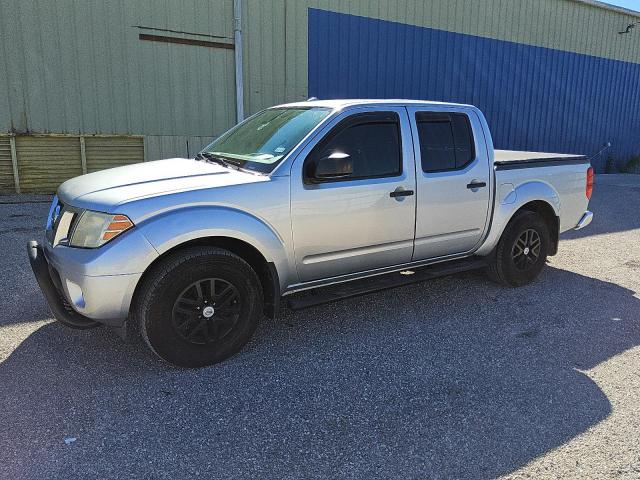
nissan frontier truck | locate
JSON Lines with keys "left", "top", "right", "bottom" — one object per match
{"left": 28, "top": 100, "right": 594, "bottom": 367}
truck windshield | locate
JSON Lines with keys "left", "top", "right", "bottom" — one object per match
{"left": 202, "top": 107, "right": 331, "bottom": 173}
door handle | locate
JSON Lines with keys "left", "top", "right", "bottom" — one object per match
{"left": 390, "top": 188, "right": 414, "bottom": 198}
{"left": 466, "top": 181, "right": 487, "bottom": 189}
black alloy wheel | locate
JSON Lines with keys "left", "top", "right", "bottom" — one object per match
{"left": 135, "top": 247, "right": 263, "bottom": 368}
{"left": 487, "top": 210, "right": 550, "bottom": 287}
{"left": 511, "top": 228, "right": 542, "bottom": 271}
{"left": 171, "top": 278, "right": 242, "bottom": 345}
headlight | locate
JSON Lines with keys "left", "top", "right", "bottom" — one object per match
{"left": 69, "top": 211, "right": 134, "bottom": 248}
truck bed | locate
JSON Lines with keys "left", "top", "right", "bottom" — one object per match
{"left": 494, "top": 150, "right": 589, "bottom": 170}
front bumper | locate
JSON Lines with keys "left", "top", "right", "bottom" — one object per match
{"left": 28, "top": 240, "right": 146, "bottom": 327}
{"left": 28, "top": 241, "right": 100, "bottom": 329}
{"left": 575, "top": 210, "right": 593, "bottom": 230}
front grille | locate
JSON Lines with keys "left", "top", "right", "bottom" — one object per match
{"left": 45, "top": 196, "right": 60, "bottom": 244}
{"left": 52, "top": 201, "right": 65, "bottom": 232}
{"left": 46, "top": 196, "right": 76, "bottom": 246}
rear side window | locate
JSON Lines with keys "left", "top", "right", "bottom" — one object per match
{"left": 416, "top": 112, "right": 475, "bottom": 172}
{"left": 308, "top": 112, "right": 402, "bottom": 180}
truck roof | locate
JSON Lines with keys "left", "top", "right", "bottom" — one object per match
{"left": 276, "top": 99, "right": 475, "bottom": 109}
{"left": 275, "top": 101, "right": 589, "bottom": 163}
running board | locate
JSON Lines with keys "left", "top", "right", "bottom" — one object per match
{"left": 286, "top": 257, "right": 489, "bottom": 311}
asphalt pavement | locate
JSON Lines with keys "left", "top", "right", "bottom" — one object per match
{"left": 0, "top": 175, "right": 639, "bottom": 479}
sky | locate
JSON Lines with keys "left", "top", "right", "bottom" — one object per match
{"left": 601, "top": 0, "right": 640, "bottom": 12}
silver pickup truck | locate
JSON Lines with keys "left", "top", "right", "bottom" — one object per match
{"left": 28, "top": 99, "right": 594, "bottom": 367}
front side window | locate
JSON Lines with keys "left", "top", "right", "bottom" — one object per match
{"left": 203, "top": 107, "right": 331, "bottom": 173}
{"left": 307, "top": 112, "right": 402, "bottom": 181}
{"left": 416, "top": 112, "right": 475, "bottom": 172}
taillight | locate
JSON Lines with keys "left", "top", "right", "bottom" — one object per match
{"left": 586, "top": 167, "right": 594, "bottom": 199}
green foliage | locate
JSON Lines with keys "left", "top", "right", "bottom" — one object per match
{"left": 621, "top": 155, "right": 640, "bottom": 174}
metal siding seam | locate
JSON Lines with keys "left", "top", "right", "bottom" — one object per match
{"left": 540, "top": 46, "right": 553, "bottom": 151}
{"left": 120, "top": 0, "right": 133, "bottom": 134}
{"left": 557, "top": 49, "right": 568, "bottom": 151}
{"left": 505, "top": 41, "right": 518, "bottom": 148}
{"left": 9, "top": 136, "right": 20, "bottom": 193}
{"left": 617, "top": 58, "right": 633, "bottom": 163}
{"left": 79, "top": 136, "right": 87, "bottom": 174}
{"left": 570, "top": 49, "right": 582, "bottom": 154}
{"left": 338, "top": 4, "right": 349, "bottom": 97}
{"left": 592, "top": 51, "right": 609, "bottom": 169}
{"left": 0, "top": 5, "right": 12, "bottom": 132}
{"left": 33, "top": 2, "right": 49, "bottom": 132}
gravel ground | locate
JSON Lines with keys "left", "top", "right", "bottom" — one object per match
{"left": 0, "top": 175, "right": 639, "bottom": 479}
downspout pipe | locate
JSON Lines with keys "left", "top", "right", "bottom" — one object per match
{"left": 233, "top": 0, "right": 244, "bottom": 123}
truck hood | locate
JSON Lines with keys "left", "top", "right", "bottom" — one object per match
{"left": 57, "top": 158, "right": 268, "bottom": 211}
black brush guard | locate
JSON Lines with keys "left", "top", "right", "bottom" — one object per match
{"left": 27, "top": 240, "right": 100, "bottom": 329}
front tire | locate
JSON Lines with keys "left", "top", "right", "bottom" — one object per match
{"left": 487, "top": 211, "right": 550, "bottom": 287}
{"left": 134, "top": 247, "right": 263, "bottom": 368}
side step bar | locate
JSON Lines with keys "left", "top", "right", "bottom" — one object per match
{"left": 286, "top": 257, "right": 489, "bottom": 311}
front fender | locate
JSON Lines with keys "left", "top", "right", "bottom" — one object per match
{"left": 138, "top": 206, "right": 295, "bottom": 286}
{"left": 476, "top": 180, "right": 560, "bottom": 256}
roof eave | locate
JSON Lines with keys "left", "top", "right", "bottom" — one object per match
{"left": 570, "top": 0, "right": 640, "bottom": 19}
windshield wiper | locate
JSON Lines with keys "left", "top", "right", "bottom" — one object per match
{"left": 195, "top": 152, "right": 264, "bottom": 175}
{"left": 195, "top": 151, "right": 231, "bottom": 167}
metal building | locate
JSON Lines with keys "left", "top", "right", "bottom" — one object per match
{"left": 1, "top": 0, "right": 639, "bottom": 192}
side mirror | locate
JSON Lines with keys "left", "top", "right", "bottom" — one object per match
{"left": 310, "top": 152, "right": 353, "bottom": 182}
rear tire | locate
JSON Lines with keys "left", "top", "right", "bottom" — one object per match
{"left": 487, "top": 211, "right": 550, "bottom": 287}
{"left": 134, "top": 247, "right": 263, "bottom": 368}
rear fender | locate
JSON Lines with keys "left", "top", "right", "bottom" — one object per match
{"left": 476, "top": 180, "right": 560, "bottom": 256}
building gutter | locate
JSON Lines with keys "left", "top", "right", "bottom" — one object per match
{"left": 233, "top": 0, "right": 245, "bottom": 123}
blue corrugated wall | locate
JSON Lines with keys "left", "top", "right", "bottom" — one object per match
{"left": 308, "top": 8, "right": 640, "bottom": 171}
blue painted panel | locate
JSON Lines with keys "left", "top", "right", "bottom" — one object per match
{"left": 308, "top": 9, "right": 640, "bottom": 171}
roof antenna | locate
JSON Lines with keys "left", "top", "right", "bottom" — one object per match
{"left": 589, "top": 142, "right": 611, "bottom": 162}
{"left": 307, "top": 97, "right": 318, "bottom": 101}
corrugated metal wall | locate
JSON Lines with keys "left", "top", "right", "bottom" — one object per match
{"left": 3, "top": 0, "right": 639, "bottom": 141}
{"left": 0, "top": 0, "right": 236, "bottom": 192}
{"left": 144, "top": 135, "right": 213, "bottom": 162}
{"left": 307, "top": 8, "right": 640, "bottom": 170}
{"left": 1, "top": 0, "right": 638, "bottom": 192}
{"left": 3, "top": 135, "right": 144, "bottom": 193}
{"left": 241, "top": 0, "right": 640, "bottom": 170}
{"left": 0, "top": 0, "right": 236, "bottom": 138}
{"left": 242, "top": 0, "right": 640, "bottom": 113}
{"left": 84, "top": 137, "right": 144, "bottom": 173}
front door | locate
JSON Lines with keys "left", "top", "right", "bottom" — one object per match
{"left": 290, "top": 107, "right": 416, "bottom": 283}
{"left": 408, "top": 107, "right": 492, "bottom": 260}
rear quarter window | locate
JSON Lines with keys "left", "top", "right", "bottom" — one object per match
{"left": 416, "top": 112, "right": 475, "bottom": 173}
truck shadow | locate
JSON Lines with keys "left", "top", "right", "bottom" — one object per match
{"left": 0, "top": 266, "right": 638, "bottom": 479}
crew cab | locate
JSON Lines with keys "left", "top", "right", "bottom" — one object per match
{"left": 28, "top": 100, "right": 594, "bottom": 367}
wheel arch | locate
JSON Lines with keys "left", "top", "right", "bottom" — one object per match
{"left": 131, "top": 236, "right": 281, "bottom": 323}
{"left": 477, "top": 180, "right": 561, "bottom": 257}
{"left": 515, "top": 200, "right": 560, "bottom": 255}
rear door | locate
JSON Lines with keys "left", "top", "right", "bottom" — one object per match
{"left": 408, "top": 107, "right": 491, "bottom": 260}
{"left": 290, "top": 107, "right": 416, "bottom": 283}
